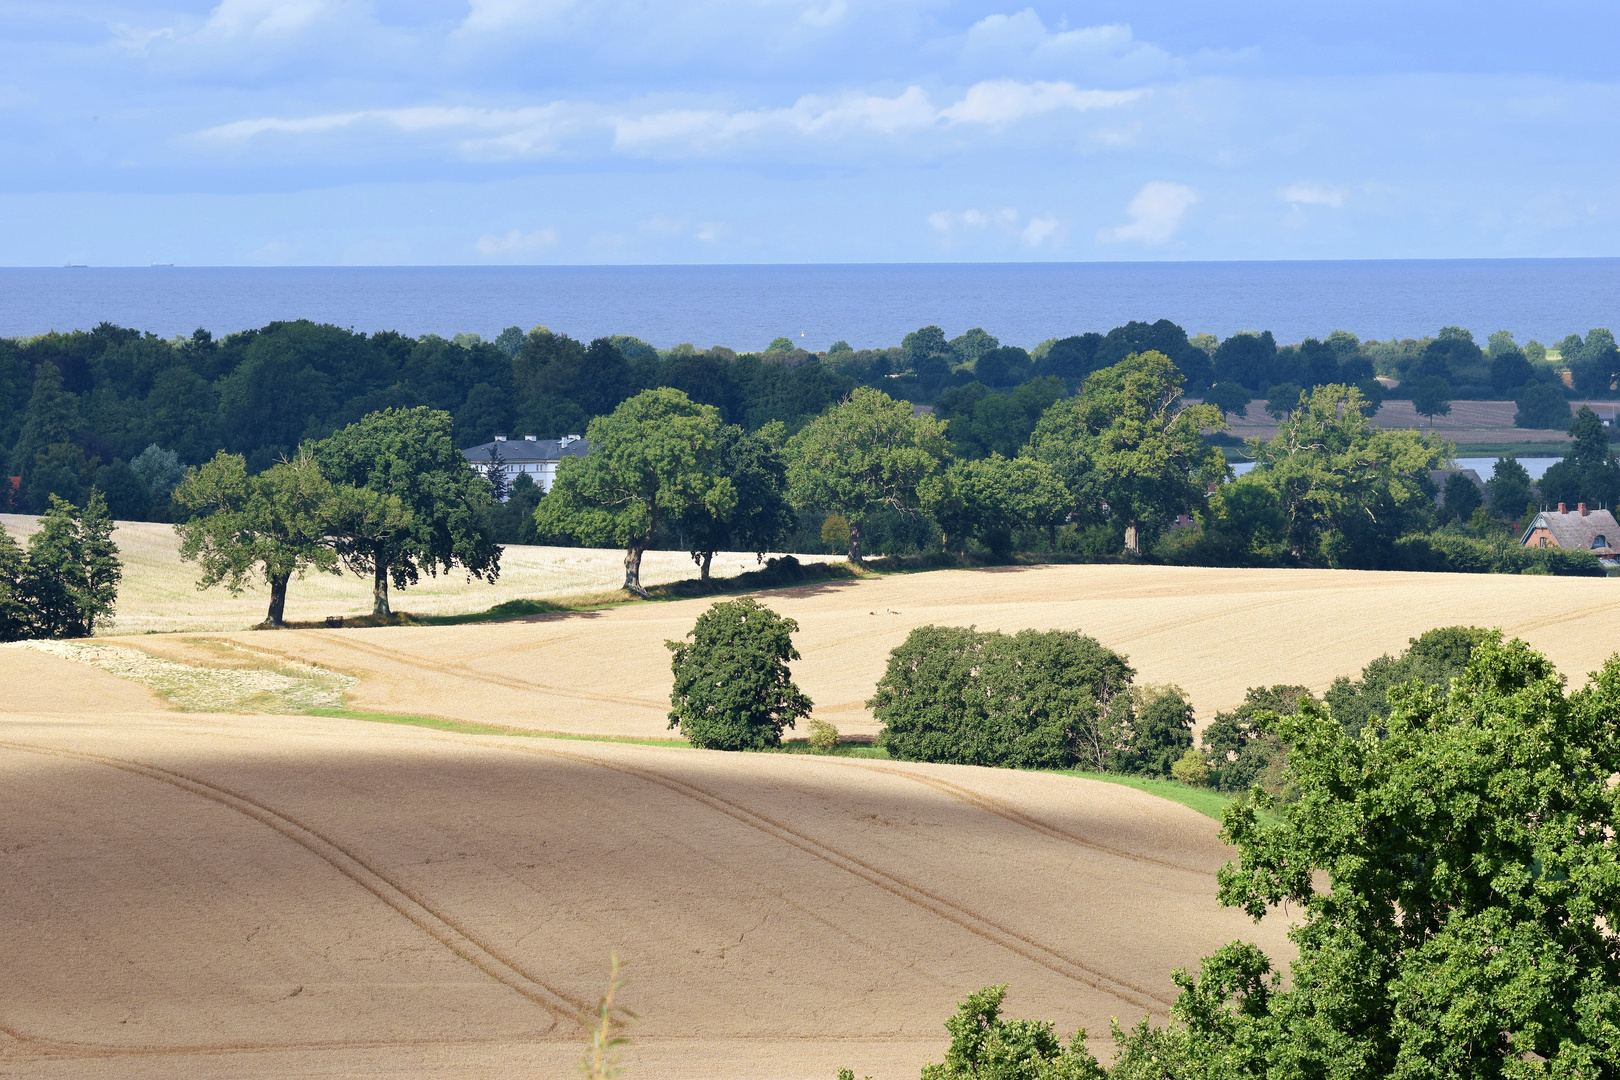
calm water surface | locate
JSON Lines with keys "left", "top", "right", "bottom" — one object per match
{"left": 3, "top": 260, "right": 1618, "bottom": 352}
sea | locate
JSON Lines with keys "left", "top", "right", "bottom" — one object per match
{"left": 3, "top": 259, "right": 1619, "bottom": 354}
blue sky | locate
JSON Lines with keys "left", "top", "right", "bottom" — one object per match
{"left": 3, "top": 1, "right": 1617, "bottom": 265}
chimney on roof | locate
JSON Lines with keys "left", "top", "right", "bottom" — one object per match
{"left": 525, "top": 434, "right": 537, "bottom": 441}
{"left": 1558, "top": 502, "right": 1566, "bottom": 514}
{"left": 1580, "top": 503, "right": 1589, "bottom": 516}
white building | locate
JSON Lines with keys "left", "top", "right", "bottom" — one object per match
{"left": 463, "top": 434, "right": 589, "bottom": 497}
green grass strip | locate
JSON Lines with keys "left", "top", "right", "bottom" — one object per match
{"left": 1054, "top": 769, "right": 1238, "bottom": 821}
{"left": 304, "top": 708, "right": 688, "bottom": 746}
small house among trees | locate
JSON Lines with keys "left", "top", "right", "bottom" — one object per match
{"left": 1520, "top": 502, "right": 1619, "bottom": 567}
{"left": 462, "top": 434, "right": 589, "bottom": 498}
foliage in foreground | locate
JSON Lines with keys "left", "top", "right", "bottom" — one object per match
{"left": 883, "top": 635, "right": 1620, "bottom": 1079}
{"left": 666, "top": 597, "right": 813, "bottom": 750}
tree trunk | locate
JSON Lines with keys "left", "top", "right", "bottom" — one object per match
{"left": 624, "top": 543, "right": 648, "bottom": 597}
{"left": 699, "top": 551, "right": 712, "bottom": 581}
{"left": 1124, "top": 520, "right": 1140, "bottom": 556}
{"left": 266, "top": 571, "right": 290, "bottom": 628}
{"left": 1048, "top": 524, "right": 1057, "bottom": 553}
{"left": 847, "top": 520, "right": 865, "bottom": 566}
{"left": 372, "top": 558, "right": 390, "bottom": 617}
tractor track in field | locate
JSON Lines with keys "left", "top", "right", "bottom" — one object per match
{"left": 504, "top": 742, "right": 1175, "bottom": 1016}
{"left": 0, "top": 739, "right": 584, "bottom": 1057}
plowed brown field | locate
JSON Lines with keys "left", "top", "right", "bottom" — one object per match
{"left": 0, "top": 647, "right": 1288, "bottom": 1080}
{"left": 123, "top": 562, "right": 1620, "bottom": 737}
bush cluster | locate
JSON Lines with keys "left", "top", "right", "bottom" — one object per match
{"left": 867, "top": 625, "right": 1192, "bottom": 775}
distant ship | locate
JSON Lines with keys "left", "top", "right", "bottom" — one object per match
{"left": 63, "top": 263, "right": 88, "bottom": 268}
{"left": 150, "top": 263, "right": 174, "bottom": 267}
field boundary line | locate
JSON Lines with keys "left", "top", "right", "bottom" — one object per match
{"left": 0, "top": 740, "right": 584, "bottom": 1035}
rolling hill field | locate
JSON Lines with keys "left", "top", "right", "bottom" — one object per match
{"left": 4, "top": 537, "right": 1617, "bottom": 1078}
{"left": 0, "top": 646, "right": 1287, "bottom": 1079}
{"left": 117, "top": 560, "right": 1620, "bottom": 735}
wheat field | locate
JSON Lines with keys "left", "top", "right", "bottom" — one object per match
{"left": 0, "top": 647, "right": 1290, "bottom": 1079}
{"left": 0, "top": 514, "right": 837, "bottom": 634}
{"left": 113, "top": 560, "right": 1620, "bottom": 737}
{"left": 5, "top": 528, "right": 1618, "bottom": 1077}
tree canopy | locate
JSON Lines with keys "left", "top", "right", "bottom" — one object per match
{"left": 666, "top": 597, "right": 811, "bottom": 750}
{"left": 784, "top": 387, "right": 948, "bottom": 564}
{"left": 535, "top": 387, "right": 734, "bottom": 595}
{"left": 315, "top": 406, "right": 500, "bottom": 616}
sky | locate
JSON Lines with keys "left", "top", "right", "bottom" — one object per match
{"left": 2, "top": 1, "right": 1618, "bottom": 266}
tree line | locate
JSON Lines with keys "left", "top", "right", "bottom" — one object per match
{"left": 5, "top": 316, "right": 1614, "bottom": 523}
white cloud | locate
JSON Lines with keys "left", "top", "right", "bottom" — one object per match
{"left": 1098, "top": 181, "right": 1200, "bottom": 244}
{"left": 202, "top": 0, "right": 338, "bottom": 38}
{"left": 198, "top": 104, "right": 582, "bottom": 157}
{"left": 474, "top": 227, "right": 556, "bottom": 257}
{"left": 1021, "top": 214, "right": 1059, "bottom": 247}
{"left": 1278, "top": 181, "right": 1346, "bottom": 208}
{"left": 954, "top": 11, "right": 1177, "bottom": 81}
{"left": 462, "top": 0, "right": 576, "bottom": 33}
{"left": 938, "top": 80, "right": 1141, "bottom": 125}
{"left": 112, "top": 24, "right": 176, "bottom": 51}
{"left": 643, "top": 213, "right": 688, "bottom": 235}
{"left": 799, "top": 1, "right": 847, "bottom": 29}
{"left": 194, "top": 80, "right": 1139, "bottom": 161}
{"left": 695, "top": 221, "right": 728, "bottom": 242}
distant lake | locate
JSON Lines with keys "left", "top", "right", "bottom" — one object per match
{"left": 3, "top": 259, "right": 1619, "bottom": 351}
{"left": 1232, "top": 456, "right": 1561, "bottom": 480}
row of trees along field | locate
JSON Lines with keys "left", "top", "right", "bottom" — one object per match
{"left": 4, "top": 317, "right": 1616, "bottom": 521}
{"left": 0, "top": 492, "right": 121, "bottom": 641}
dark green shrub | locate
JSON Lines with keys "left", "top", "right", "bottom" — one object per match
{"left": 869, "top": 625, "right": 1133, "bottom": 770}
{"left": 666, "top": 597, "right": 811, "bottom": 750}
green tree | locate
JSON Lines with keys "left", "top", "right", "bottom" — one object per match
{"left": 18, "top": 496, "right": 89, "bottom": 638}
{"left": 1244, "top": 383, "right": 1444, "bottom": 563}
{"left": 0, "top": 522, "right": 32, "bottom": 641}
{"left": 923, "top": 455, "right": 1069, "bottom": 557}
{"left": 785, "top": 387, "right": 948, "bottom": 564}
{"left": 1539, "top": 405, "right": 1620, "bottom": 510}
{"left": 76, "top": 488, "right": 120, "bottom": 634}
{"left": 1567, "top": 328, "right": 1619, "bottom": 396}
{"left": 1410, "top": 374, "right": 1452, "bottom": 427}
{"left": 9, "top": 360, "right": 80, "bottom": 509}
{"left": 93, "top": 459, "right": 153, "bottom": 521}
{"left": 173, "top": 450, "right": 343, "bottom": 627}
{"left": 918, "top": 985, "right": 1104, "bottom": 1080}
{"left": 1028, "top": 351, "right": 1228, "bottom": 556}
{"left": 1485, "top": 457, "right": 1534, "bottom": 521}
{"left": 675, "top": 422, "right": 795, "bottom": 580}
{"left": 129, "top": 444, "right": 184, "bottom": 506}
{"left": 1263, "top": 382, "right": 1304, "bottom": 421}
{"left": 1514, "top": 381, "right": 1570, "bottom": 429}
{"left": 870, "top": 626, "right": 1135, "bottom": 771}
{"left": 1203, "top": 381, "right": 1252, "bottom": 418}
{"left": 1441, "top": 471, "right": 1482, "bottom": 523}
{"left": 316, "top": 407, "right": 501, "bottom": 616}
{"left": 535, "top": 388, "right": 733, "bottom": 596}
{"left": 1111, "top": 685, "right": 1194, "bottom": 777}
{"left": 666, "top": 597, "right": 812, "bottom": 750}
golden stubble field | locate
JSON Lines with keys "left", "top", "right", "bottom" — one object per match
{"left": 0, "top": 514, "right": 839, "bottom": 634}
{"left": 0, "top": 648, "right": 1286, "bottom": 1079}
{"left": 5, "top": 530, "right": 1618, "bottom": 1078}
{"left": 121, "top": 560, "right": 1620, "bottom": 737}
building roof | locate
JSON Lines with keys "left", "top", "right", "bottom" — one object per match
{"left": 1520, "top": 506, "right": 1619, "bottom": 554}
{"left": 463, "top": 435, "right": 590, "bottom": 464}
{"left": 1429, "top": 468, "right": 1488, "bottom": 505}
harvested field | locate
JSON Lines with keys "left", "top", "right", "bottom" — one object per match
{"left": 115, "top": 563, "right": 1620, "bottom": 738}
{"left": 0, "top": 650, "right": 1291, "bottom": 1079}
{"left": 0, "top": 514, "right": 837, "bottom": 634}
{"left": 1194, "top": 397, "right": 1620, "bottom": 445}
